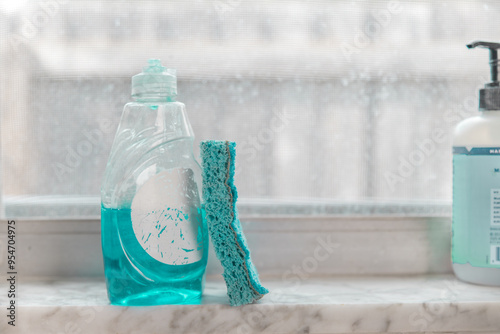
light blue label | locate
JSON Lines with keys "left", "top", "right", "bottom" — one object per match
{"left": 453, "top": 146, "right": 500, "bottom": 267}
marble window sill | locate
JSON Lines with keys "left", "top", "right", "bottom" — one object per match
{"left": 2, "top": 275, "right": 499, "bottom": 334}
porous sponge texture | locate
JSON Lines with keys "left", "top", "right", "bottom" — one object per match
{"left": 200, "top": 140, "right": 268, "bottom": 306}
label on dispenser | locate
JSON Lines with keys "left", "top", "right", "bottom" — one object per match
{"left": 453, "top": 146, "right": 500, "bottom": 267}
{"left": 130, "top": 168, "right": 203, "bottom": 265}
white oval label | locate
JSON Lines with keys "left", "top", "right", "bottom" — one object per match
{"left": 130, "top": 168, "right": 203, "bottom": 265}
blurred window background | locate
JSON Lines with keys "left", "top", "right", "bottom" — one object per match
{"left": 0, "top": 0, "right": 497, "bottom": 218}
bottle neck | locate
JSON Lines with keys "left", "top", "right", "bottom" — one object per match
{"left": 481, "top": 110, "right": 500, "bottom": 115}
{"left": 133, "top": 94, "right": 177, "bottom": 103}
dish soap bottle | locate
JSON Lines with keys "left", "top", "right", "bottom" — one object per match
{"left": 453, "top": 41, "right": 500, "bottom": 286}
{"left": 101, "top": 60, "right": 208, "bottom": 305}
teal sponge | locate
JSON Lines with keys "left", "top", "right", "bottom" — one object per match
{"left": 200, "top": 140, "right": 269, "bottom": 306}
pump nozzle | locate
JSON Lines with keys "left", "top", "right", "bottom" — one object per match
{"left": 467, "top": 41, "right": 500, "bottom": 110}
{"left": 467, "top": 41, "right": 500, "bottom": 85}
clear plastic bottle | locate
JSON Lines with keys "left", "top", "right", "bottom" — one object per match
{"left": 101, "top": 60, "right": 208, "bottom": 305}
{"left": 452, "top": 42, "right": 500, "bottom": 286}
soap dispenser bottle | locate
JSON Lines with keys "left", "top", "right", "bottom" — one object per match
{"left": 101, "top": 60, "right": 208, "bottom": 305}
{"left": 453, "top": 41, "right": 500, "bottom": 286}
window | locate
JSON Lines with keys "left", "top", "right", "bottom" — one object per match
{"left": 1, "top": 0, "right": 495, "bottom": 218}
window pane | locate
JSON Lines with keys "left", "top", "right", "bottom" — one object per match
{"left": 0, "top": 0, "right": 496, "bottom": 218}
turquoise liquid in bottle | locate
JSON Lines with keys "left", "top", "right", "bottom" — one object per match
{"left": 452, "top": 41, "right": 500, "bottom": 286}
{"left": 101, "top": 206, "right": 207, "bottom": 306}
{"left": 101, "top": 60, "right": 208, "bottom": 305}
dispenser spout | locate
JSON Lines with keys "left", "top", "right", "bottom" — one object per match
{"left": 467, "top": 41, "right": 500, "bottom": 111}
{"left": 467, "top": 41, "right": 500, "bottom": 86}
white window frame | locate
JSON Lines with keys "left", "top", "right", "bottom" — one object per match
{"left": 0, "top": 198, "right": 453, "bottom": 278}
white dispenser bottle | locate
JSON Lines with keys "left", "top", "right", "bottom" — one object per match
{"left": 452, "top": 41, "right": 500, "bottom": 286}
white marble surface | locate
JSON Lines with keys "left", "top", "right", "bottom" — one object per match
{"left": 1, "top": 275, "right": 499, "bottom": 334}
